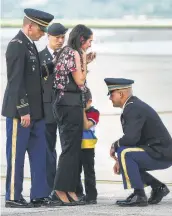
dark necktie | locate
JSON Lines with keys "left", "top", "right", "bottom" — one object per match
{"left": 32, "top": 42, "right": 41, "bottom": 69}
{"left": 53, "top": 51, "right": 58, "bottom": 57}
{"left": 32, "top": 42, "right": 39, "bottom": 55}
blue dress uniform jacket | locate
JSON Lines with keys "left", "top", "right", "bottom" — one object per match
{"left": 2, "top": 30, "right": 53, "bottom": 201}
{"left": 119, "top": 96, "right": 172, "bottom": 161}
{"left": 39, "top": 47, "right": 55, "bottom": 123}
{"left": 1, "top": 30, "right": 53, "bottom": 120}
{"left": 115, "top": 96, "right": 172, "bottom": 190}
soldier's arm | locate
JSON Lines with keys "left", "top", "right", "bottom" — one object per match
{"left": 117, "top": 105, "right": 145, "bottom": 147}
{"left": 39, "top": 50, "right": 54, "bottom": 77}
{"left": 6, "top": 41, "right": 30, "bottom": 116}
{"left": 41, "top": 61, "right": 54, "bottom": 77}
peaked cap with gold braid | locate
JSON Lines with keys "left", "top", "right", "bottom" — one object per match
{"left": 104, "top": 78, "right": 134, "bottom": 95}
{"left": 24, "top": 8, "right": 54, "bottom": 32}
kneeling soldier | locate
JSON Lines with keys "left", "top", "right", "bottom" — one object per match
{"left": 104, "top": 78, "right": 172, "bottom": 207}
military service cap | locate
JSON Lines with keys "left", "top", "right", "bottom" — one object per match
{"left": 104, "top": 78, "right": 134, "bottom": 95}
{"left": 48, "top": 23, "right": 68, "bottom": 36}
{"left": 24, "top": 8, "right": 54, "bottom": 32}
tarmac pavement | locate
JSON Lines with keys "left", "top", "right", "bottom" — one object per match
{"left": 1, "top": 178, "right": 172, "bottom": 216}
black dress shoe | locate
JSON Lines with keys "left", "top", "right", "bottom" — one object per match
{"left": 86, "top": 200, "right": 97, "bottom": 205}
{"left": 5, "top": 200, "right": 33, "bottom": 208}
{"left": 66, "top": 193, "right": 86, "bottom": 205}
{"left": 47, "top": 191, "right": 75, "bottom": 206}
{"left": 20, "top": 198, "right": 28, "bottom": 204}
{"left": 19, "top": 195, "right": 27, "bottom": 204}
{"left": 116, "top": 194, "right": 148, "bottom": 207}
{"left": 77, "top": 194, "right": 86, "bottom": 201}
{"left": 31, "top": 197, "right": 50, "bottom": 207}
{"left": 148, "top": 184, "right": 170, "bottom": 204}
{"left": 116, "top": 193, "right": 135, "bottom": 205}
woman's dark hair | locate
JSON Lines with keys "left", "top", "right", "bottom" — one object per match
{"left": 68, "top": 24, "right": 93, "bottom": 56}
{"left": 53, "top": 24, "right": 93, "bottom": 71}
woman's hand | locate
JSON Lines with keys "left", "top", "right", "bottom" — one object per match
{"left": 86, "top": 52, "right": 96, "bottom": 64}
{"left": 81, "top": 51, "right": 87, "bottom": 72}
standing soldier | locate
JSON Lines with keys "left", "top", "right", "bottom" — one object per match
{"left": 1, "top": 9, "right": 54, "bottom": 208}
{"left": 104, "top": 78, "right": 172, "bottom": 207}
{"left": 39, "top": 23, "right": 68, "bottom": 190}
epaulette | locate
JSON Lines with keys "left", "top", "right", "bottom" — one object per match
{"left": 10, "top": 39, "right": 23, "bottom": 44}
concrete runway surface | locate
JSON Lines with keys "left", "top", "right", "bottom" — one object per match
{"left": 1, "top": 179, "right": 172, "bottom": 216}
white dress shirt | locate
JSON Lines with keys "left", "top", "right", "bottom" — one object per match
{"left": 122, "top": 96, "right": 132, "bottom": 113}
{"left": 47, "top": 46, "right": 61, "bottom": 58}
{"left": 21, "top": 30, "right": 33, "bottom": 43}
{"left": 47, "top": 46, "right": 54, "bottom": 57}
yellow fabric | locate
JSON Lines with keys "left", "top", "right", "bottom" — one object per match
{"left": 25, "top": 15, "right": 49, "bottom": 27}
{"left": 121, "top": 147, "right": 145, "bottom": 189}
{"left": 10, "top": 119, "right": 18, "bottom": 200}
{"left": 81, "top": 139, "right": 97, "bottom": 149}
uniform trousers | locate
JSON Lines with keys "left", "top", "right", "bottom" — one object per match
{"left": 6, "top": 118, "right": 51, "bottom": 200}
{"left": 53, "top": 106, "right": 83, "bottom": 191}
{"left": 117, "top": 146, "right": 172, "bottom": 190}
{"left": 45, "top": 122, "right": 58, "bottom": 190}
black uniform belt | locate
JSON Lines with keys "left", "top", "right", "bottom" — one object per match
{"left": 53, "top": 89, "right": 81, "bottom": 95}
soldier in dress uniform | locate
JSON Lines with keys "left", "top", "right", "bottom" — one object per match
{"left": 104, "top": 78, "right": 172, "bottom": 207}
{"left": 39, "top": 23, "right": 68, "bottom": 190}
{"left": 1, "top": 8, "right": 54, "bottom": 208}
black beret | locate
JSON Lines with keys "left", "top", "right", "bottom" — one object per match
{"left": 48, "top": 23, "right": 68, "bottom": 36}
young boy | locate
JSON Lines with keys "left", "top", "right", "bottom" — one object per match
{"left": 77, "top": 88, "right": 100, "bottom": 204}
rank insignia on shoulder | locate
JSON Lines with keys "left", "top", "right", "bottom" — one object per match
{"left": 11, "top": 39, "right": 22, "bottom": 44}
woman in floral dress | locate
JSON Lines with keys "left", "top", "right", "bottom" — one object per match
{"left": 49, "top": 24, "right": 96, "bottom": 206}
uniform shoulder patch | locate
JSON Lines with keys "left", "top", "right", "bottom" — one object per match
{"left": 10, "top": 39, "right": 23, "bottom": 44}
